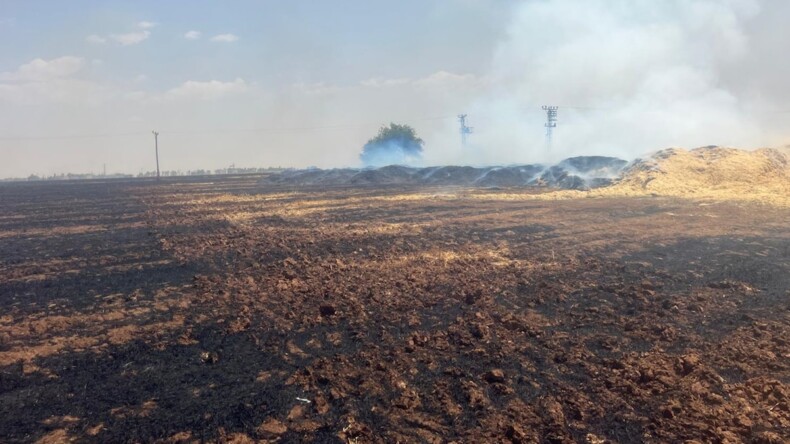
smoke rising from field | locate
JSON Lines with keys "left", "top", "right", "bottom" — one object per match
{"left": 360, "top": 140, "right": 422, "bottom": 167}
{"left": 422, "top": 0, "right": 786, "bottom": 167}
{"left": 2, "top": 1, "right": 790, "bottom": 177}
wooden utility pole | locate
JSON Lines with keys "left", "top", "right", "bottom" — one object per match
{"left": 152, "top": 131, "right": 160, "bottom": 180}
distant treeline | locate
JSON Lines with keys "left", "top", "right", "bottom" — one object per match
{"left": 1, "top": 167, "right": 288, "bottom": 182}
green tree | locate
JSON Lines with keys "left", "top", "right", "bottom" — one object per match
{"left": 360, "top": 123, "right": 424, "bottom": 166}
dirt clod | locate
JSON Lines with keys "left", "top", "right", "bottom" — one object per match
{"left": 483, "top": 369, "right": 506, "bottom": 383}
{"left": 257, "top": 418, "right": 287, "bottom": 437}
{"left": 200, "top": 351, "right": 219, "bottom": 364}
{"left": 319, "top": 304, "right": 336, "bottom": 317}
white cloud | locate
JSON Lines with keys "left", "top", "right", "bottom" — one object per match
{"left": 0, "top": 56, "right": 117, "bottom": 106}
{"left": 360, "top": 77, "right": 411, "bottom": 88}
{"left": 0, "top": 64, "right": 107, "bottom": 105}
{"left": 358, "top": 71, "right": 481, "bottom": 90}
{"left": 412, "top": 71, "right": 482, "bottom": 89}
{"left": 0, "top": 60, "right": 249, "bottom": 107}
{"left": 288, "top": 71, "right": 480, "bottom": 98}
{"left": 86, "top": 34, "right": 107, "bottom": 44}
{"left": 109, "top": 30, "right": 151, "bottom": 46}
{"left": 0, "top": 56, "right": 84, "bottom": 82}
{"left": 210, "top": 33, "right": 239, "bottom": 43}
{"left": 184, "top": 30, "right": 201, "bottom": 40}
{"left": 165, "top": 78, "right": 249, "bottom": 100}
{"left": 87, "top": 21, "right": 156, "bottom": 46}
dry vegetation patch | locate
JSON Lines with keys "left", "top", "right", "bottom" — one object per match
{"left": 1, "top": 174, "right": 788, "bottom": 443}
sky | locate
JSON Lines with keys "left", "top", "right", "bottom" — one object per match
{"left": 0, "top": 0, "right": 788, "bottom": 177}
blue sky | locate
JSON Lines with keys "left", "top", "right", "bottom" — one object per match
{"left": 0, "top": 1, "right": 505, "bottom": 88}
{"left": 0, "top": 1, "right": 788, "bottom": 177}
{"left": 0, "top": 1, "right": 512, "bottom": 176}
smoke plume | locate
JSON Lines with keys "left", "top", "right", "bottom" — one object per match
{"left": 423, "top": 0, "right": 785, "bottom": 167}
{"left": 359, "top": 123, "right": 424, "bottom": 167}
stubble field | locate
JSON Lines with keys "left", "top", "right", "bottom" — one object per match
{"left": 1, "top": 175, "right": 788, "bottom": 443}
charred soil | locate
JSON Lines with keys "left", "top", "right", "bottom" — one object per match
{"left": 1, "top": 176, "right": 788, "bottom": 443}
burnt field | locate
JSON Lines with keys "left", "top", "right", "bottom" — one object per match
{"left": 1, "top": 175, "right": 788, "bottom": 443}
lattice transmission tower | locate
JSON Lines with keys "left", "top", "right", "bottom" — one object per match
{"left": 458, "top": 114, "right": 473, "bottom": 148}
{"left": 542, "top": 106, "right": 558, "bottom": 148}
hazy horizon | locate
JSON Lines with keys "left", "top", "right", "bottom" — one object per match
{"left": 2, "top": 0, "right": 789, "bottom": 179}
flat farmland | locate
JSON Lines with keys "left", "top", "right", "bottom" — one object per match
{"left": 1, "top": 176, "right": 788, "bottom": 443}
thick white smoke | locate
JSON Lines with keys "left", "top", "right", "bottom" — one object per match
{"left": 423, "top": 0, "right": 779, "bottom": 166}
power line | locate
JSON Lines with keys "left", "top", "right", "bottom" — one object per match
{"left": 0, "top": 115, "right": 456, "bottom": 142}
{"left": 0, "top": 131, "right": 148, "bottom": 142}
{"left": 457, "top": 114, "right": 473, "bottom": 149}
{"left": 560, "top": 106, "right": 611, "bottom": 110}
{"left": 542, "top": 105, "right": 558, "bottom": 149}
{"left": 165, "top": 116, "right": 454, "bottom": 136}
{"left": 1, "top": 106, "right": 785, "bottom": 143}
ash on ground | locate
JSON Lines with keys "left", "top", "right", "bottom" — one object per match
{"left": 261, "top": 156, "right": 628, "bottom": 190}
